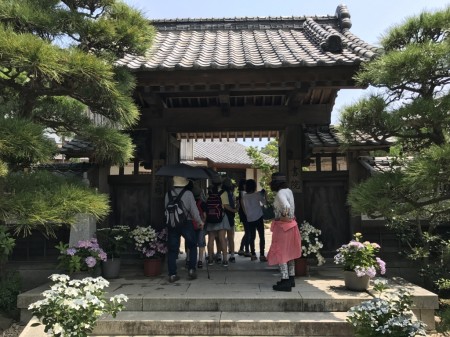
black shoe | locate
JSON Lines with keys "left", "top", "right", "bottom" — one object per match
{"left": 273, "top": 279, "right": 292, "bottom": 292}
{"left": 197, "top": 261, "right": 203, "bottom": 269}
{"left": 229, "top": 256, "right": 236, "bottom": 263}
{"left": 277, "top": 276, "right": 295, "bottom": 287}
{"left": 238, "top": 250, "right": 244, "bottom": 256}
{"left": 188, "top": 269, "right": 197, "bottom": 280}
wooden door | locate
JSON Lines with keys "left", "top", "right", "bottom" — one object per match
{"left": 302, "top": 173, "right": 350, "bottom": 255}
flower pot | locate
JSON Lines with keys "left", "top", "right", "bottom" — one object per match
{"left": 102, "top": 258, "right": 121, "bottom": 279}
{"left": 344, "top": 270, "right": 370, "bottom": 291}
{"left": 144, "top": 258, "right": 162, "bottom": 277}
{"left": 294, "top": 257, "right": 308, "bottom": 276}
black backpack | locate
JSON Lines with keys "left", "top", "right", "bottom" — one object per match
{"left": 206, "top": 190, "right": 224, "bottom": 223}
{"left": 165, "top": 188, "right": 187, "bottom": 228}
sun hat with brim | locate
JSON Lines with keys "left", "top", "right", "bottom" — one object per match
{"left": 173, "top": 176, "right": 188, "bottom": 187}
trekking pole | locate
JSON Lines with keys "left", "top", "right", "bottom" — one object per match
{"left": 205, "top": 251, "right": 210, "bottom": 279}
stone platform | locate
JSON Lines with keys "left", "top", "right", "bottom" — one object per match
{"left": 17, "top": 252, "right": 438, "bottom": 337}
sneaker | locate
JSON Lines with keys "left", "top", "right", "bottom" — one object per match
{"left": 169, "top": 275, "right": 180, "bottom": 283}
{"left": 237, "top": 250, "right": 244, "bottom": 256}
{"left": 215, "top": 257, "right": 222, "bottom": 264}
{"left": 188, "top": 269, "right": 197, "bottom": 280}
{"left": 244, "top": 252, "right": 251, "bottom": 257}
{"left": 251, "top": 254, "right": 257, "bottom": 261}
{"left": 229, "top": 256, "right": 236, "bottom": 263}
{"left": 259, "top": 255, "right": 268, "bottom": 262}
{"left": 222, "top": 261, "right": 229, "bottom": 267}
{"left": 208, "top": 259, "right": 214, "bottom": 266}
{"left": 197, "top": 261, "right": 203, "bottom": 269}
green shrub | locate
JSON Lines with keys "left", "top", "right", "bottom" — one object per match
{"left": 0, "top": 271, "right": 21, "bottom": 317}
{"left": 437, "top": 299, "right": 450, "bottom": 334}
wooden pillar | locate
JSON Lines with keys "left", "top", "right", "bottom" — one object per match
{"left": 347, "top": 150, "right": 364, "bottom": 235}
{"left": 283, "top": 125, "right": 304, "bottom": 221}
{"left": 150, "top": 127, "right": 168, "bottom": 228}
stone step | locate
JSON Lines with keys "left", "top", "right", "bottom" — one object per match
{"left": 21, "top": 312, "right": 353, "bottom": 337}
{"left": 17, "top": 277, "right": 372, "bottom": 318}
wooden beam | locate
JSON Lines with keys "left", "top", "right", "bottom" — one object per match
{"left": 219, "top": 93, "right": 230, "bottom": 116}
{"left": 134, "top": 66, "right": 361, "bottom": 88}
{"left": 138, "top": 104, "right": 331, "bottom": 129}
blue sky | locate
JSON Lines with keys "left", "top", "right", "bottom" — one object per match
{"left": 124, "top": 0, "right": 449, "bottom": 146}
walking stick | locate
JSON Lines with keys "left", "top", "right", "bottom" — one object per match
{"left": 205, "top": 252, "right": 210, "bottom": 279}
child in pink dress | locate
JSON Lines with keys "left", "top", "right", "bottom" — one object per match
{"left": 267, "top": 173, "right": 302, "bottom": 292}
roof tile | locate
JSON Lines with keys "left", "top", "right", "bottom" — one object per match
{"left": 117, "top": 5, "right": 379, "bottom": 71}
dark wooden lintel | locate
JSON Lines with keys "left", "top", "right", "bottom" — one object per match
{"left": 134, "top": 66, "right": 360, "bottom": 88}
{"left": 139, "top": 104, "right": 331, "bottom": 129}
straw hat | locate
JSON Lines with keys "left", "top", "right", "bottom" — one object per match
{"left": 173, "top": 176, "right": 188, "bottom": 187}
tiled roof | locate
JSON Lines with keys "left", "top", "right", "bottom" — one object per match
{"left": 193, "top": 140, "right": 277, "bottom": 166}
{"left": 304, "top": 126, "right": 392, "bottom": 152}
{"left": 358, "top": 156, "right": 400, "bottom": 174}
{"left": 60, "top": 139, "right": 94, "bottom": 158}
{"left": 31, "top": 163, "right": 93, "bottom": 178}
{"left": 117, "top": 5, "right": 380, "bottom": 71}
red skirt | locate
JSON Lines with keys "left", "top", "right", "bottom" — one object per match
{"left": 267, "top": 219, "right": 302, "bottom": 265}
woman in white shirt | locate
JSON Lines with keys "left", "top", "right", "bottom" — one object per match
{"left": 267, "top": 173, "right": 301, "bottom": 292}
{"left": 241, "top": 179, "right": 267, "bottom": 261}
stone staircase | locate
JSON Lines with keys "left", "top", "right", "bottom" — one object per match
{"left": 17, "top": 259, "right": 439, "bottom": 337}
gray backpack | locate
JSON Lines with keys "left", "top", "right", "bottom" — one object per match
{"left": 165, "top": 188, "right": 187, "bottom": 228}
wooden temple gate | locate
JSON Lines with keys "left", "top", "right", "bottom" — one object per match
{"left": 105, "top": 5, "right": 384, "bottom": 254}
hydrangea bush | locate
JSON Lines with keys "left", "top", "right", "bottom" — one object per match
{"left": 130, "top": 226, "right": 163, "bottom": 258}
{"left": 96, "top": 225, "right": 131, "bottom": 258}
{"left": 347, "top": 279, "right": 427, "bottom": 337}
{"left": 299, "top": 221, "right": 325, "bottom": 265}
{"left": 143, "top": 227, "right": 168, "bottom": 258}
{"left": 29, "top": 274, "right": 128, "bottom": 337}
{"left": 334, "top": 232, "right": 386, "bottom": 278}
{"left": 57, "top": 238, "right": 107, "bottom": 274}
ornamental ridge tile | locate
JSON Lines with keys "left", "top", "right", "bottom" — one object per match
{"left": 116, "top": 5, "right": 380, "bottom": 71}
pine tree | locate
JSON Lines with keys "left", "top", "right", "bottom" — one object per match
{"left": 339, "top": 7, "right": 450, "bottom": 282}
{"left": 0, "top": 0, "right": 154, "bottom": 236}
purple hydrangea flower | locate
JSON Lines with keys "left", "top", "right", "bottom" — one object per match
{"left": 85, "top": 256, "right": 97, "bottom": 268}
{"left": 376, "top": 257, "right": 386, "bottom": 275}
{"left": 66, "top": 248, "right": 77, "bottom": 256}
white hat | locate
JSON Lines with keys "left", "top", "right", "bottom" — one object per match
{"left": 173, "top": 176, "right": 188, "bottom": 187}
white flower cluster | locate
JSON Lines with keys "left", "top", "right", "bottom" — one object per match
{"left": 29, "top": 274, "right": 128, "bottom": 337}
{"left": 130, "top": 226, "right": 156, "bottom": 255}
{"left": 299, "top": 221, "right": 325, "bottom": 266}
{"left": 347, "top": 280, "right": 427, "bottom": 337}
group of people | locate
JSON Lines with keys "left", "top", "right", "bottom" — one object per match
{"left": 165, "top": 172, "right": 302, "bottom": 292}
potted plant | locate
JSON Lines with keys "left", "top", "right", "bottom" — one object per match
{"left": 334, "top": 232, "right": 386, "bottom": 291}
{"left": 347, "top": 279, "right": 427, "bottom": 337}
{"left": 96, "top": 226, "right": 131, "bottom": 279}
{"left": 29, "top": 274, "right": 128, "bottom": 337}
{"left": 56, "top": 238, "right": 107, "bottom": 277}
{"left": 130, "top": 226, "right": 168, "bottom": 277}
{"left": 296, "top": 221, "right": 325, "bottom": 276}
